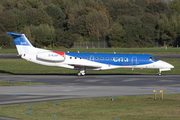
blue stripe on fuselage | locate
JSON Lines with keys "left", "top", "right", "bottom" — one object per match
{"left": 66, "top": 53, "right": 159, "bottom": 66}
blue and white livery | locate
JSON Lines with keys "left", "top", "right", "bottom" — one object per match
{"left": 7, "top": 32, "right": 174, "bottom": 76}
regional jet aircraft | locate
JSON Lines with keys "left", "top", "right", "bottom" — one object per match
{"left": 7, "top": 32, "right": 174, "bottom": 76}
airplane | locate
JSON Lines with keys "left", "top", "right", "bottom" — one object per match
{"left": 7, "top": 32, "right": 174, "bottom": 76}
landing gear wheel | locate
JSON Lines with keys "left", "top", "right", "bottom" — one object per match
{"left": 81, "top": 72, "right": 85, "bottom": 76}
{"left": 77, "top": 67, "right": 86, "bottom": 76}
{"left": 77, "top": 72, "right": 81, "bottom": 76}
{"left": 158, "top": 73, "right": 162, "bottom": 76}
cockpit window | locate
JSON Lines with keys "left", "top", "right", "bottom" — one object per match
{"left": 149, "top": 56, "right": 158, "bottom": 61}
{"left": 149, "top": 57, "right": 153, "bottom": 61}
{"left": 153, "top": 56, "right": 158, "bottom": 60}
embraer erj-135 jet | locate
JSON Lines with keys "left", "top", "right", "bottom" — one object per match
{"left": 7, "top": 32, "right": 174, "bottom": 76}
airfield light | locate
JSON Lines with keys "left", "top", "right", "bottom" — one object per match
{"left": 27, "top": 110, "right": 29, "bottom": 115}
{"left": 160, "top": 90, "right": 163, "bottom": 100}
{"left": 112, "top": 96, "right": 114, "bottom": 101}
{"left": 153, "top": 90, "right": 157, "bottom": 100}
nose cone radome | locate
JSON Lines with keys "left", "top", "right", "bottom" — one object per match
{"left": 159, "top": 60, "right": 174, "bottom": 69}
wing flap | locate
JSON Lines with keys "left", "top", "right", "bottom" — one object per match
{"left": 68, "top": 64, "right": 101, "bottom": 69}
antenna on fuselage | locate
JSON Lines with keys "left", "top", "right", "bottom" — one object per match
{"left": 78, "top": 51, "right": 79, "bottom": 53}
{"left": 67, "top": 51, "right": 69, "bottom": 53}
{"left": 114, "top": 52, "right": 116, "bottom": 54}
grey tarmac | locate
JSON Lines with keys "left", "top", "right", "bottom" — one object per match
{"left": 0, "top": 75, "right": 180, "bottom": 120}
{"left": 0, "top": 75, "right": 180, "bottom": 106}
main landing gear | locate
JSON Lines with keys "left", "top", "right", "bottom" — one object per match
{"left": 77, "top": 67, "right": 86, "bottom": 76}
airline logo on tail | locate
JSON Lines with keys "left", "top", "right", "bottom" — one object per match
{"left": 7, "top": 32, "right": 32, "bottom": 46}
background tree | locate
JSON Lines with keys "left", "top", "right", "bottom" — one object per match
{"left": 108, "top": 22, "right": 125, "bottom": 47}
{"left": 55, "top": 29, "right": 77, "bottom": 48}
{"left": 86, "top": 10, "right": 109, "bottom": 40}
{"left": 44, "top": 4, "right": 66, "bottom": 29}
{"left": 145, "top": 1, "right": 171, "bottom": 17}
{"left": 117, "top": 16, "right": 142, "bottom": 47}
{"left": 168, "top": 0, "right": 180, "bottom": 14}
{"left": 156, "top": 14, "right": 180, "bottom": 47}
{"left": 70, "top": 15, "right": 88, "bottom": 36}
{"left": 0, "top": 0, "right": 179, "bottom": 48}
{"left": 62, "top": 0, "right": 104, "bottom": 27}
{"left": 0, "top": 10, "right": 27, "bottom": 33}
{"left": 30, "top": 24, "right": 56, "bottom": 47}
{"left": 25, "top": 8, "right": 53, "bottom": 26}
{"left": 105, "top": 0, "right": 143, "bottom": 21}
{"left": 0, "top": 34, "right": 15, "bottom": 48}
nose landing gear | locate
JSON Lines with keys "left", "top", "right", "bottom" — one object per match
{"left": 158, "top": 69, "right": 162, "bottom": 76}
{"left": 158, "top": 72, "right": 162, "bottom": 76}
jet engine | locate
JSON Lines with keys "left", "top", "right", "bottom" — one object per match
{"left": 36, "top": 51, "right": 65, "bottom": 62}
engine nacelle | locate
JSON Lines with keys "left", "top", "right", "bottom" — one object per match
{"left": 37, "top": 51, "right": 65, "bottom": 62}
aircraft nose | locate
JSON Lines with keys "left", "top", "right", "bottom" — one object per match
{"left": 161, "top": 60, "right": 174, "bottom": 69}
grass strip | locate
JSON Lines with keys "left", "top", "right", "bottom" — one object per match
{"left": 0, "top": 94, "right": 180, "bottom": 120}
{"left": 0, "top": 81, "right": 45, "bottom": 86}
{"left": 1, "top": 48, "right": 180, "bottom": 55}
{"left": 0, "top": 58, "right": 179, "bottom": 75}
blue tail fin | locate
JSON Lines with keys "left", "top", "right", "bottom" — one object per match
{"left": 7, "top": 32, "right": 35, "bottom": 55}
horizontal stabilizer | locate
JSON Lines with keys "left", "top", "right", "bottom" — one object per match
{"left": 7, "top": 32, "right": 23, "bottom": 37}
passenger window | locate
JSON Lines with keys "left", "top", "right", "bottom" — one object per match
{"left": 75, "top": 57, "right": 77, "bottom": 59}
{"left": 116, "top": 57, "right": 118, "bottom": 60}
{"left": 111, "top": 58, "right": 114, "bottom": 60}
{"left": 101, "top": 57, "right": 104, "bottom": 60}
{"left": 85, "top": 57, "right": 87, "bottom": 59}
{"left": 80, "top": 57, "right": 82, "bottom": 59}
{"left": 96, "top": 57, "right": 98, "bottom": 60}
{"left": 124, "top": 57, "right": 128, "bottom": 62}
{"left": 120, "top": 57, "right": 123, "bottom": 61}
{"left": 106, "top": 57, "right": 109, "bottom": 60}
{"left": 70, "top": 57, "right": 72, "bottom": 59}
{"left": 90, "top": 57, "right": 94, "bottom": 60}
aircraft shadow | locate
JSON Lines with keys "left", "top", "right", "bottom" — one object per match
{"left": 0, "top": 72, "right": 141, "bottom": 76}
{"left": 0, "top": 70, "right": 14, "bottom": 75}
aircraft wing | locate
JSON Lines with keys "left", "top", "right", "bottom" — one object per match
{"left": 68, "top": 64, "right": 102, "bottom": 69}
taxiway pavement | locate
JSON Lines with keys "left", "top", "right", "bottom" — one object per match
{"left": 0, "top": 75, "right": 180, "bottom": 106}
{"left": 0, "top": 75, "right": 180, "bottom": 120}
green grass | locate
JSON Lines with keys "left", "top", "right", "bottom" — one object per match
{"left": 0, "top": 81, "right": 45, "bottom": 86}
{"left": 1, "top": 47, "right": 180, "bottom": 55}
{"left": 0, "top": 49, "right": 18, "bottom": 55}
{"left": 0, "top": 58, "right": 179, "bottom": 75}
{"left": 0, "top": 94, "right": 180, "bottom": 120}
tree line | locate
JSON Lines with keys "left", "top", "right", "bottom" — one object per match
{"left": 0, "top": 0, "right": 180, "bottom": 48}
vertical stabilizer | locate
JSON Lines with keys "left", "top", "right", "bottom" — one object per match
{"left": 7, "top": 32, "right": 36, "bottom": 55}
{"left": 7, "top": 32, "right": 48, "bottom": 55}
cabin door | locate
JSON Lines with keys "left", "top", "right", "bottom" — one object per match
{"left": 132, "top": 57, "right": 137, "bottom": 66}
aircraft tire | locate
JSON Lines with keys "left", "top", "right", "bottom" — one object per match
{"left": 77, "top": 73, "right": 81, "bottom": 76}
{"left": 81, "top": 72, "right": 85, "bottom": 76}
